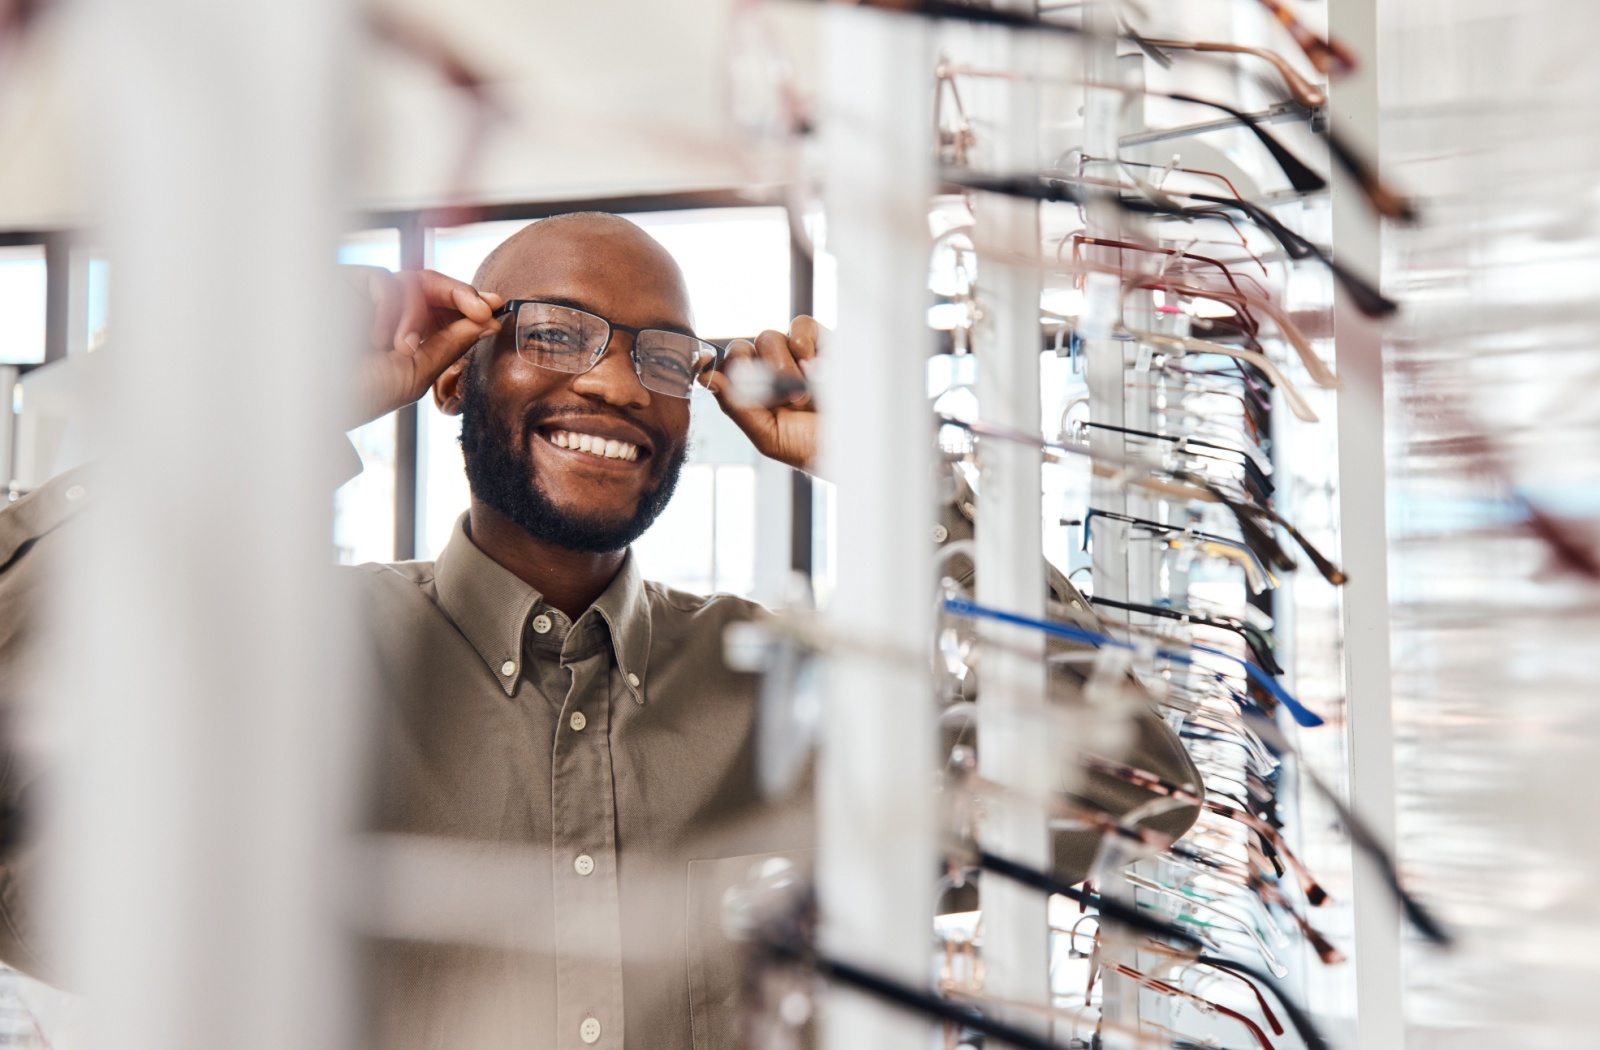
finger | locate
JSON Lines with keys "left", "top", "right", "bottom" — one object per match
{"left": 391, "top": 272, "right": 436, "bottom": 354}
{"left": 413, "top": 315, "right": 502, "bottom": 388}
{"left": 707, "top": 367, "right": 779, "bottom": 452}
{"left": 787, "top": 315, "right": 821, "bottom": 363}
{"left": 416, "top": 269, "right": 497, "bottom": 323}
{"left": 716, "top": 339, "right": 777, "bottom": 406}
{"left": 752, "top": 330, "right": 810, "bottom": 407}
{"left": 366, "top": 269, "right": 402, "bottom": 352}
{"left": 709, "top": 340, "right": 777, "bottom": 419}
{"left": 391, "top": 271, "right": 498, "bottom": 353}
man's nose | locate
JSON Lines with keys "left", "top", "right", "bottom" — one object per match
{"left": 571, "top": 331, "right": 650, "bottom": 407}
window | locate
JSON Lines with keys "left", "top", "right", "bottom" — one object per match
{"left": 333, "top": 229, "right": 402, "bottom": 565}
{"left": 0, "top": 245, "right": 47, "bottom": 365}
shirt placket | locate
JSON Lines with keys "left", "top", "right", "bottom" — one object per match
{"left": 551, "top": 613, "right": 626, "bottom": 1050}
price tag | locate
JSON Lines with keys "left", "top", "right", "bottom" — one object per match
{"left": 1134, "top": 344, "right": 1153, "bottom": 372}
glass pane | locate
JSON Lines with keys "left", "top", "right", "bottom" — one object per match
{"left": 334, "top": 415, "right": 396, "bottom": 566}
{"left": 0, "top": 245, "right": 46, "bottom": 365}
{"left": 86, "top": 257, "right": 109, "bottom": 353}
{"left": 418, "top": 401, "right": 470, "bottom": 560}
{"left": 430, "top": 220, "right": 527, "bottom": 283}
{"left": 712, "top": 465, "right": 756, "bottom": 597}
{"left": 631, "top": 464, "right": 715, "bottom": 595}
{"left": 417, "top": 218, "right": 531, "bottom": 560}
{"left": 337, "top": 228, "right": 401, "bottom": 271}
{"left": 333, "top": 229, "right": 404, "bottom": 564}
{"left": 628, "top": 208, "right": 790, "bottom": 339}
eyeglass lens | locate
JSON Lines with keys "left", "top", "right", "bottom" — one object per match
{"left": 512, "top": 301, "right": 715, "bottom": 399}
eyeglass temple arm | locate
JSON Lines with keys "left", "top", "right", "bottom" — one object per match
{"left": 1108, "top": 963, "right": 1277, "bottom": 1050}
{"left": 1083, "top": 506, "right": 1287, "bottom": 579}
{"left": 1132, "top": 329, "right": 1321, "bottom": 424}
{"left": 1197, "top": 952, "right": 1333, "bottom": 1050}
{"left": 1141, "top": 38, "right": 1326, "bottom": 109}
{"left": 1188, "top": 192, "right": 1400, "bottom": 317}
{"left": 760, "top": 937, "right": 1072, "bottom": 1050}
{"left": 1089, "top": 595, "right": 1285, "bottom": 676}
{"left": 1252, "top": 0, "right": 1359, "bottom": 77}
{"left": 1241, "top": 710, "right": 1454, "bottom": 946}
{"left": 1084, "top": 754, "right": 1330, "bottom": 905}
{"left": 1167, "top": 92, "right": 1326, "bottom": 194}
{"left": 1082, "top": 420, "right": 1274, "bottom": 497}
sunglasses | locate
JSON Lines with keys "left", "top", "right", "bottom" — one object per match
{"left": 491, "top": 299, "right": 724, "bottom": 399}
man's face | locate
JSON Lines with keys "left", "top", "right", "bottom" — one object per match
{"left": 446, "top": 220, "right": 695, "bottom": 553}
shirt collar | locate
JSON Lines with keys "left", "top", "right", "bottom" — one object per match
{"left": 432, "top": 513, "right": 652, "bottom": 702}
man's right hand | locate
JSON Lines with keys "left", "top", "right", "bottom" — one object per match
{"left": 343, "top": 266, "right": 504, "bottom": 430}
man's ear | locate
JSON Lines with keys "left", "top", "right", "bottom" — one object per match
{"left": 433, "top": 348, "right": 476, "bottom": 416}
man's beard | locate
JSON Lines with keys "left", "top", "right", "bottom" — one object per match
{"left": 458, "top": 365, "right": 688, "bottom": 555}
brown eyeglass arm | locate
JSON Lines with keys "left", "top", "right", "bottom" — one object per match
{"left": 1083, "top": 754, "right": 1333, "bottom": 907}
{"left": 1125, "top": 275, "right": 1339, "bottom": 390}
{"left": 1072, "top": 234, "right": 1275, "bottom": 311}
{"left": 1252, "top": 0, "right": 1359, "bottom": 76}
{"left": 1143, "top": 38, "right": 1326, "bottom": 109}
{"left": 1108, "top": 963, "right": 1279, "bottom": 1050}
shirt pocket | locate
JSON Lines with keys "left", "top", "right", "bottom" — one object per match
{"left": 685, "top": 849, "right": 815, "bottom": 1050}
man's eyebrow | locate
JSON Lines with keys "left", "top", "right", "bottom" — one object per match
{"left": 527, "top": 295, "right": 698, "bottom": 339}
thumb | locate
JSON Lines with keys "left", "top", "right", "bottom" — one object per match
{"left": 706, "top": 370, "right": 779, "bottom": 449}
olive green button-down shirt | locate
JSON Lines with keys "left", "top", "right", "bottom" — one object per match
{"left": 354, "top": 512, "right": 808, "bottom": 1050}
{"left": 0, "top": 471, "right": 807, "bottom": 1050}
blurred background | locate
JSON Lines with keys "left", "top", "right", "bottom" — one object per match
{"left": 1, "top": 1, "right": 1598, "bottom": 1049}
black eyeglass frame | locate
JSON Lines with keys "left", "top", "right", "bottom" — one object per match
{"left": 491, "top": 299, "right": 726, "bottom": 399}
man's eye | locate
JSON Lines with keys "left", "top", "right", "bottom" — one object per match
{"left": 645, "top": 353, "right": 693, "bottom": 380}
{"left": 524, "top": 325, "right": 586, "bottom": 350}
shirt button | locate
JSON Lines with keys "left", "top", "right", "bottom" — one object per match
{"left": 574, "top": 854, "right": 595, "bottom": 876}
{"left": 579, "top": 1017, "right": 601, "bottom": 1044}
{"left": 933, "top": 523, "right": 949, "bottom": 543}
{"left": 532, "top": 613, "right": 553, "bottom": 634}
{"left": 569, "top": 711, "right": 587, "bottom": 732}
{"left": 500, "top": 660, "right": 516, "bottom": 677}
{"left": 626, "top": 672, "right": 640, "bottom": 689}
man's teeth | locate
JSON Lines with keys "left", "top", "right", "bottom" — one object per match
{"left": 548, "top": 429, "right": 641, "bottom": 462}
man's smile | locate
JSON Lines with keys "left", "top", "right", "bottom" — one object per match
{"left": 544, "top": 428, "right": 641, "bottom": 462}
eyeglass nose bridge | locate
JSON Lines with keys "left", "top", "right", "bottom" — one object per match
{"left": 584, "top": 320, "right": 647, "bottom": 380}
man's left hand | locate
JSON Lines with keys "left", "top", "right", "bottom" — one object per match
{"left": 706, "top": 316, "right": 821, "bottom": 473}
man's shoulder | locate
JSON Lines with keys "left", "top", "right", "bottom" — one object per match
{"left": 337, "top": 558, "right": 440, "bottom": 606}
{"left": 641, "top": 580, "right": 767, "bottom": 636}
{"left": 644, "top": 579, "right": 765, "bottom": 616}
{"left": 345, "top": 558, "right": 437, "bottom": 584}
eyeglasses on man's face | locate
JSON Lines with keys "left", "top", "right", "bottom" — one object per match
{"left": 493, "top": 299, "right": 724, "bottom": 400}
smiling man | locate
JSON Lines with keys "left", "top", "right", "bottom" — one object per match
{"left": 0, "top": 211, "right": 1193, "bottom": 1050}
{"left": 0, "top": 212, "right": 820, "bottom": 1050}
{"left": 342, "top": 212, "right": 819, "bottom": 1050}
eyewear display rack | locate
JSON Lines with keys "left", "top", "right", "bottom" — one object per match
{"left": 808, "top": 2, "right": 1403, "bottom": 1050}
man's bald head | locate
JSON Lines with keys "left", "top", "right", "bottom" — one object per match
{"left": 472, "top": 212, "right": 692, "bottom": 326}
